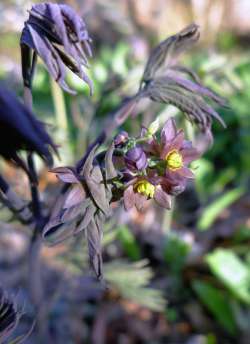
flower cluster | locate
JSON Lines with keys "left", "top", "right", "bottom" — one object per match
{"left": 115, "top": 117, "right": 200, "bottom": 211}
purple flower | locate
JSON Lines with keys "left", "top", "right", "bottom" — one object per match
{"left": 123, "top": 174, "right": 172, "bottom": 211}
{"left": 151, "top": 118, "right": 200, "bottom": 181}
{"left": 20, "top": 2, "right": 93, "bottom": 94}
{"left": 125, "top": 146, "right": 147, "bottom": 171}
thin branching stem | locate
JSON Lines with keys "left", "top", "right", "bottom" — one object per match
{"left": 76, "top": 94, "right": 140, "bottom": 172}
{"left": 23, "top": 85, "right": 50, "bottom": 342}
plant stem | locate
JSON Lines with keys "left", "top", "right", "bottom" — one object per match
{"left": 162, "top": 199, "right": 175, "bottom": 233}
{"left": 184, "top": 118, "right": 195, "bottom": 142}
{"left": 50, "top": 78, "right": 68, "bottom": 132}
{"left": 23, "top": 85, "right": 49, "bottom": 341}
{"left": 76, "top": 94, "right": 140, "bottom": 172}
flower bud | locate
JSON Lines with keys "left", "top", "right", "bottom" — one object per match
{"left": 114, "top": 131, "right": 129, "bottom": 146}
{"left": 125, "top": 146, "right": 147, "bottom": 171}
{"left": 169, "top": 181, "right": 186, "bottom": 196}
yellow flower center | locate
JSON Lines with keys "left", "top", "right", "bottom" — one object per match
{"left": 165, "top": 150, "right": 183, "bottom": 170}
{"left": 134, "top": 180, "right": 155, "bottom": 198}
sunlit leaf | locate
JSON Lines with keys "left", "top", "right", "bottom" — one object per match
{"left": 198, "top": 187, "right": 244, "bottom": 230}
{"left": 206, "top": 249, "right": 250, "bottom": 304}
{"left": 192, "top": 280, "right": 237, "bottom": 335}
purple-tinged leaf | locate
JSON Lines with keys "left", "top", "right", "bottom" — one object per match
{"left": 64, "top": 184, "right": 86, "bottom": 209}
{"left": 105, "top": 143, "right": 117, "bottom": 181}
{"left": 81, "top": 144, "right": 99, "bottom": 177}
{"left": 61, "top": 198, "right": 91, "bottom": 223}
{"left": 86, "top": 165, "right": 110, "bottom": 215}
{"left": 76, "top": 203, "right": 96, "bottom": 232}
{"left": 167, "top": 72, "right": 228, "bottom": 107}
{"left": 51, "top": 166, "right": 79, "bottom": 183}
{"left": 141, "top": 23, "right": 199, "bottom": 85}
{"left": 87, "top": 219, "right": 103, "bottom": 279}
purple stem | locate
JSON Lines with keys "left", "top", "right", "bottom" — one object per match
{"left": 23, "top": 85, "right": 50, "bottom": 341}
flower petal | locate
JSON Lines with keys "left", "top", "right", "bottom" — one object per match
{"left": 123, "top": 185, "right": 135, "bottom": 211}
{"left": 134, "top": 193, "right": 147, "bottom": 212}
{"left": 135, "top": 152, "right": 147, "bottom": 170}
{"left": 170, "top": 130, "right": 185, "bottom": 150}
{"left": 154, "top": 186, "right": 172, "bottom": 209}
{"left": 51, "top": 167, "right": 79, "bottom": 183}
{"left": 161, "top": 117, "right": 177, "bottom": 144}
{"left": 182, "top": 147, "right": 200, "bottom": 164}
{"left": 178, "top": 166, "right": 195, "bottom": 178}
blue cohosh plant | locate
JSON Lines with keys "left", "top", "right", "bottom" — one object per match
{"left": 43, "top": 22, "right": 226, "bottom": 280}
{"left": 0, "top": 1, "right": 228, "bottom": 338}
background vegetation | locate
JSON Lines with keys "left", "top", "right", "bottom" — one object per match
{"left": 0, "top": 0, "right": 250, "bottom": 343}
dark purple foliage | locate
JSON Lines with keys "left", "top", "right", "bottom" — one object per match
{"left": 20, "top": 2, "right": 92, "bottom": 94}
{"left": 141, "top": 23, "right": 200, "bottom": 85}
{"left": 43, "top": 144, "right": 117, "bottom": 279}
{"left": 139, "top": 23, "right": 227, "bottom": 134}
{"left": 0, "top": 86, "right": 57, "bottom": 174}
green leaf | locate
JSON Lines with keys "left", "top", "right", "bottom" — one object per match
{"left": 163, "top": 232, "right": 191, "bottom": 272}
{"left": 206, "top": 249, "right": 250, "bottom": 304}
{"left": 117, "top": 225, "right": 141, "bottom": 260}
{"left": 192, "top": 280, "right": 237, "bottom": 335}
{"left": 233, "top": 225, "right": 250, "bottom": 244}
{"left": 198, "top": 187, "right": 244, "bottom": 230}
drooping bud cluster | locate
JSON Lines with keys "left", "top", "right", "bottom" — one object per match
{"left": 20, "top": 2, "right": 93, "bottom": 94}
